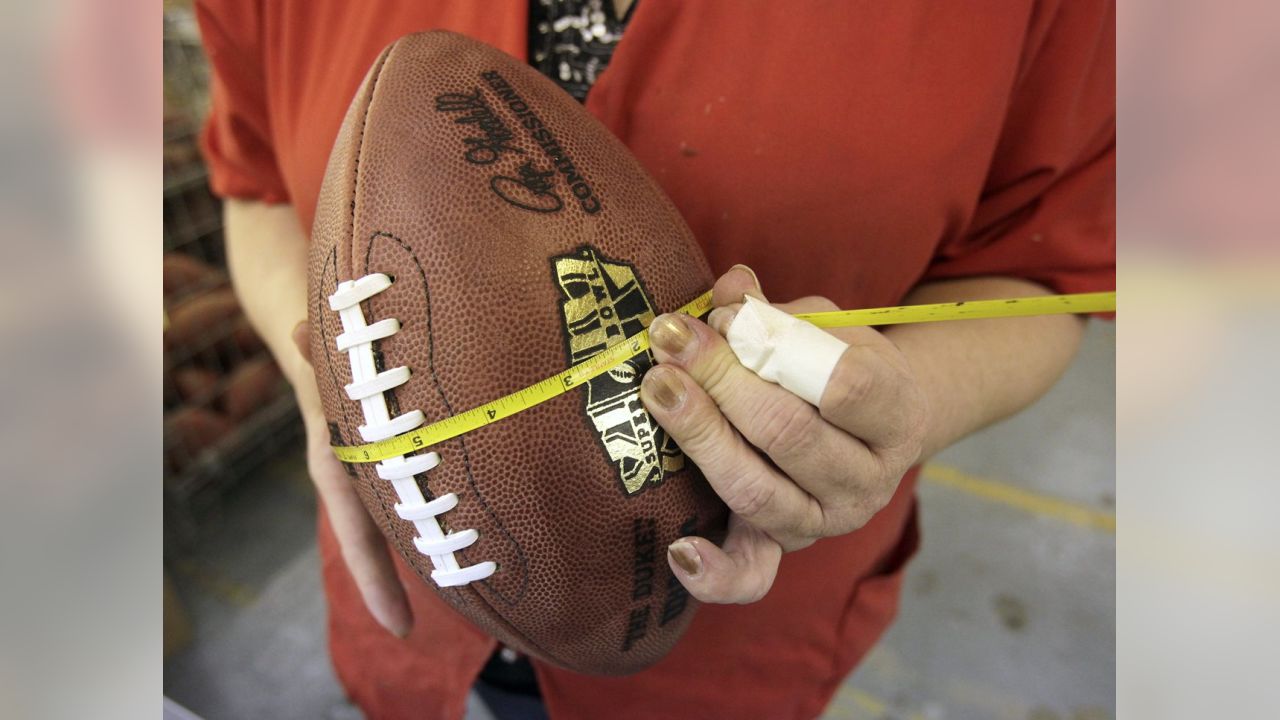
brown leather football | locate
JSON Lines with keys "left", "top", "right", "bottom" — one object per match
{"left": 307, "top": 31, "right": 727, "bottom": 675}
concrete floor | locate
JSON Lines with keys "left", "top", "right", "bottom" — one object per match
{"left": 164, "top": 321, "right": 1115, "bottom": 720}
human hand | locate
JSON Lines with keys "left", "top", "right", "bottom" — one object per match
{"left": 219, "top": 199, "right": 412, "bottom": 636}
{"left": 289, "top": 322, "right": 413, "bottom": 636}
{"left": 639, "top": 266, "right": 930, "bottom": 604}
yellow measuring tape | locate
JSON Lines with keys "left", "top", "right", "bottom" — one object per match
{"left": 330, "top": 290, "right": 1115, "bottom": 464}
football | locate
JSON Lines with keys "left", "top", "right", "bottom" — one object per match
{"left": 308, "top": 31, "right": 727, "bottom": 675}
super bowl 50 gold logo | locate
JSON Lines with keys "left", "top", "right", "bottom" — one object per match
{"left": 553, "top": 247, "right": 684, "bottom": 495}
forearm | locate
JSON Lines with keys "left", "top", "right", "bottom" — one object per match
{"left": 885, "top": 276, "right": 1086, "bottom": 459}
{"left": 223, "top": 207, "right": 414, "bottom": 634}
{"left": 223, "top": 199, "right": 311, "bottom": 385}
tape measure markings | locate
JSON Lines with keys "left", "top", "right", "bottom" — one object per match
{"left": 330, "top": 290, "right": 1114, "bottom": 464}
{"left": 796, "top": 291, "right": 1116, "bottom": 328}
{"left": 330, "top": 292, "right": 712, "bottom": 463}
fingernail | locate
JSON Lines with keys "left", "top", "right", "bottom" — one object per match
{"left": 707, "top": 306, "right": 738, "bottom": 336}
{"left": 643, "top": 367, "right": 686, "bottom": 411}
{"left": 730, "top": 264, "right": 761, "bottom": 292}
{"left": 668, "top": 541, "right": 702, "bottom": 577}
{"left": 650, "top": 313, "right": 694, "bottom": 356}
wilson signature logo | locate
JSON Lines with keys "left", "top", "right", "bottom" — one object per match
{"left": 434, "top": 90, "right": 524, "bottom": 165}
{"left": 490, "top": 162, "right": 563, "bottom": 213}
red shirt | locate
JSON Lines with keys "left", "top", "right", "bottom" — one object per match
{"left": 197, "top": 2, "right": 1114, "bottom": 718}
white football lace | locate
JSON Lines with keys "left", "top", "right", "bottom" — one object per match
{"left": 329, "top": 273, "right": 497, "bottom": 587}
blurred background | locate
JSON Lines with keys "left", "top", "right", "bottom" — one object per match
{"left": 160, "top": 5, "right": 299, "bottom": 676}
{"left": 155, "top": 4, "right": 1116, "bottom": 719}
{"left": 161, "top": 6, "right": 296, "bottom": 553}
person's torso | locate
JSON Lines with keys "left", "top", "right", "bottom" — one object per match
{"left": 259, "top": 3, "right": 1050, "bottom": 715}
{"left": 259, "top": 0, "right": 1036, "bottom": 310}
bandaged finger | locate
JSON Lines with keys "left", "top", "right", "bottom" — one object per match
{"left": 724, "top": 296, "right": 848, "bottom": 406}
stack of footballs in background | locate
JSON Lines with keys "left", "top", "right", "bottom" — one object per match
{"left": 163, "top": 253, "right": 282, "bottom": 476}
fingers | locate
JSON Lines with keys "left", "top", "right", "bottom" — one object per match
{"left": 819, "top": 343, "right": 930, "bottom": 456}
{"left": 647, "top": 264, "right": 926, "bottom": 603}
{"left": 645, "top": 312, "right": 879, "bottom": 522}
{"left": 712, "top": 264, "right": 766, "bottom": 307}
{"left": 295, "top": 312, "right": 412, "bottom": 627}
{"left": 306, "top": 420, "right": 413, "bottom": 637}
{"left": 296, "top": 321, "right": 413, "bottom": 635}
{"left": 714, "top": 294, "right": 928, "bottom": 457}
{"left": 641, "top": 362, "right": 823, "bottom": 548}
{"left": 705, "top": 263, "right": 766, "bottom": 341}
{"left": 335, "top": 508, "right": 413, "bottom": 637}
{"left": 666, "top": 515, "right": 782, "bottom": 604}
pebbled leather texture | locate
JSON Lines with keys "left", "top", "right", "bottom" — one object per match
{"left": 308, "top": 31, "right": 727, "bottom": 675}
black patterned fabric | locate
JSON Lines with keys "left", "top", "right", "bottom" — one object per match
{"left": 528, "top": 0, "right": 635, "bottom": 102}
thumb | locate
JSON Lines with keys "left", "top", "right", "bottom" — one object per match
{"left": 297, "top": 319, "right": 411, "bottom": 636}
{"left": 308, "top": 427, "right": 414, "bottom": 637}
{"left": 292, "top": 320, "right": 313, "bottom": 366}
{"left": 666, "top": 514, "right": 782, "bottom": 605}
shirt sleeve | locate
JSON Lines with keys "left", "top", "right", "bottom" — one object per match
{"left": 923, "top": 0, "right": 1115, "bottom": 297}
{"left": 195, "top": 0, "right": 290, "bottom": 203}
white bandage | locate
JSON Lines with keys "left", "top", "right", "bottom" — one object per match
{"left": 725, "top": 296, "right": 849, "bottom": 407}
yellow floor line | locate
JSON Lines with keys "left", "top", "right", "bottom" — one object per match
{"left": 826, "top": 686, "right": 926, "bottom": 720}
{"left": 921, "top": 463, "right": 1116, "bottom": 533}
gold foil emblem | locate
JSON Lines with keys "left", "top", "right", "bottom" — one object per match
{"left": 553, "top": 247, "right": 684, "bottom": 495}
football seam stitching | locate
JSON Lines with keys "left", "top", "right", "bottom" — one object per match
{"left": 365, "top": 230, "right": 530, "bottom": 607}
{"left": 321, "top": 246, "right": 399, "bottom": 541}
{"left": 342, "top": 41, "right": 403, "bottom": 541}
